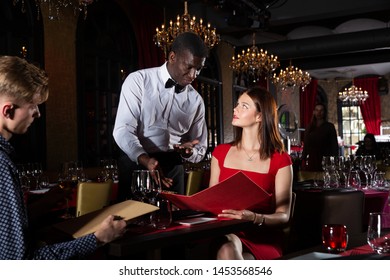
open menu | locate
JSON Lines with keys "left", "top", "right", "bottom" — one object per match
{"left": 54, "top": 200, "right": 159, "bottom": 238}
{"left": 162, "top": 171, "right": 272, "bottom": 215}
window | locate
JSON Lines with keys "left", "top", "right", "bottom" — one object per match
{"left": 340, "top": 103, "right": 366, "bottom": 155}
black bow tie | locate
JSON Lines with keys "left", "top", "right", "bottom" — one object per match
{"left": 165, "top": 78, "right": 185, "bottom": 93}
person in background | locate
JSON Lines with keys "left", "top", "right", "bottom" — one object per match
{"left": 0, "top": 56, "right": 126, "bottom": 259}
{"left": 209, "top": 86, "right": 293, "bottom": 260}
{"left": 302, "top": 103, "right": 339, "bottom": 171}
{"left": 355, "top": 133, "right": 382, "bottom": 160}
{"left": 113, "top": 32, "right": 209, "bottom": 201}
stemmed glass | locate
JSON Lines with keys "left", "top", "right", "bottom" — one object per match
{"left": 100, "top": 159, "right": 119, "bottom": 182}
{"left": 334, "top": 156, "right": 347, "bottom": 187}
{"left": 150, "top": 196, "right": 172, "bottom": 229}
{"left": 347, "top": 170, "right": 362, "bottom": 189}
{"left": 362, "top": 156, "right": 377, "bottom": 189}
{"left": 131, "top": 170, "right": 163, "bottom": 226}
{"left": 367, "top": 212, "right": 390, "bottom": 254}
{"left": 58, "top": 161, "right": 79, "bottom": 219}
{"left": 31, "top": 162, "right": 43, "bottom": 189}
{"left": 321, "top": 156, "right": 334, "bottom": 174}
{"left": 75, "top": 161, "right": 86, "bottom": 182}
{"left": 17, "top": 164, "right": 31, "bottom": 202}
{"left": 322, "top": 156, "right": 339, "bottom": 188}
{"left": 372, "top": 171, "right": 386, "bottom": 189}
{"left": 342, "top": 155, "right": 353, "bottom": 180}
{"left": 131, "top": 170, "right": 162, "bottom": 204}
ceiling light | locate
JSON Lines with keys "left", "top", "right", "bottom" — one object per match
{"left": 229, "top": 33, "right": 279, "bottom": 83}
{"left": 153, "top": 1, "right": 220, "bottom": 57}
{"left": 272, "top": 65, "right": 311, "bottom": 90}
{"left": 338, "top": 80, "right": 369, "bottom": 103}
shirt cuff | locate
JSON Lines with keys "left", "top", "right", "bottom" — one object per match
{"left": 131, "top": 147, "right": 147, "bottom": 164}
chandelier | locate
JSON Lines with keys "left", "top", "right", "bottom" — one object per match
{"left": 338, "top": 80, "right": 369, "bottom": 103}
{"left": 153, "top": 1, "right": 220, "bottom": 57}
{"left": 13, "top": 0, "right": 94, "bottom": 20}
{"left": 229, "top": 33, "right": 280, "bottom": 82}
{"left": 272, "top": 65, "right": 311, "bottom": 90}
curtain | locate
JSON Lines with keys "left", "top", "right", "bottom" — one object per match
{"left": 131, "top": 1, "right": 165, "bottom": 69}
{"left": 299, "top": 78, "right": 318, "bottom": 129}
{"left": 354, "top": 77, "right": 381, "bottom": 135}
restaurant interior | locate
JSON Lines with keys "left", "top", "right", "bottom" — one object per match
{"left": 2, "top": 0, "right": 390, "bottom": 259}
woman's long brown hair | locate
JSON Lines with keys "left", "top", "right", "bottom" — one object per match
{"left": 231, "top": 86, "right": 285, "bottom": 159}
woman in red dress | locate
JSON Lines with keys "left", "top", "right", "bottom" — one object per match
{"left": 209, "top": 86, "right": 293, "bottom": 260}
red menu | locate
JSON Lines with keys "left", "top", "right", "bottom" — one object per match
{"left": 162, "top": 171, "right": 272, "bottom": 215}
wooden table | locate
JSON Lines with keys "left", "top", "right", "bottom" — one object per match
{"left": 105, "top": 218, "right": 253, "bottom": 259}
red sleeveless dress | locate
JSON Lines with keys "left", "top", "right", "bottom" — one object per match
{"left": 212, "top": 143, "right": 292, "bottom": 259}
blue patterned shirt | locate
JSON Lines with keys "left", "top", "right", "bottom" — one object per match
{"left": 0, "top": 135, "right": 98, "bottom": 259}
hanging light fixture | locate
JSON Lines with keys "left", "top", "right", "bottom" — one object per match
{"left": 13, "top": 0, "right": 94, "bottom": 20}
{"left": 338, "top": 78, "right": 369, "bottom": 103}
{"left": 153, "top": 1, "right": 220, "bottom": 57}
{"left": 229, "top": 33, "right": 280, "bottom": 83}
{"left": 272, "top": 64, "right": 311, "bottom": 91}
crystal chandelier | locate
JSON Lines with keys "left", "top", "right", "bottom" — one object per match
{"left": 272, "top": 65, "right": 311, "bottom": 90}
{"left": 153, "top": 1, "right": 220, "bottom": 57}
{"left": 229, "top": 33, "right": 280, "bottom": 83}
{"left": 13, "top": 0, "right": 94, "bottom": 20}
{"left": 338, "top": 80, "right": 369, "bottom": 103}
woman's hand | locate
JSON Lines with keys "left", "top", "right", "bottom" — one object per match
{"left": 218, "top": 209, "right": 256, "bottom": 222}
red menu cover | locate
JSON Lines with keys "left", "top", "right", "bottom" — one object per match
{"left": 162, "top": 171, "right": 272, "bottom": 215}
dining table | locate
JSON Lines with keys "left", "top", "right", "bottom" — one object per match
{"left": 27, "top": 180, "right": 119, "bottom": 208}
{"left": 105, "top": 217, "right": 253, "bottom": 260}
{"left": 288, "top": 183, "right": 390, "bottom": 253}
{"left": 279, "top": 231, "right": 390, "bottom": 259}
{"left": 293, "top": 182, "right": 389, "bottom": 225}
{"left": 362, "top": 188, "right": 389, "bottom": 226}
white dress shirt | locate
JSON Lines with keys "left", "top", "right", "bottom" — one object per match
{"left": 113, "top": 62, "right": 207, "bottom": 164}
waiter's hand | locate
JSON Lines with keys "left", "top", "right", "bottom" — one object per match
{"left": 173, "top": 139, "right": 199, "bottom": 158}
{"left": 138, "top": 154, "right": 173, "bottom": 188}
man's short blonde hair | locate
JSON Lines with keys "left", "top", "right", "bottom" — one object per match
{"left": 0, "top": 56, "right": 49, "bottom": 104}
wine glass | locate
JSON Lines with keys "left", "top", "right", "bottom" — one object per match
{"left": 323, "top": 170, "right": 339, "bottom": 188}
{"left": 100, "top": 159, "right": 118, "bottom": 182}
{"left": 321, "top": 156, "right": 334, "bottom": 174}
{"left": 362, "top": 156, "right": 377, "bottom": 189}
{"left": 367, "top": 212, "right": 390, "bottom": 254}
{"left": 38, "top": 175, "right": 50, "bottom": 189}
{"left": 372, "top": 171, "right": 386, "bottom": 189}
{"left": 150, "top": 195, "right": 172, "bottom": 229}
{"left": 347, "top": 170, "right": 362, "bottom": 189}
{"left": 31, "top": 162, "right": 43, "bottom": 189}
{"left": 131, "top": 170, "right": 162, "bottom": 204}
{"left": 75, "top": 161, "right": 86, "bottom": 182}
{"left": 58, "top": 161, "right": 79, "bottom": 219}
{"left": 335, "top": 156, "right": 348, "bottom": 187}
